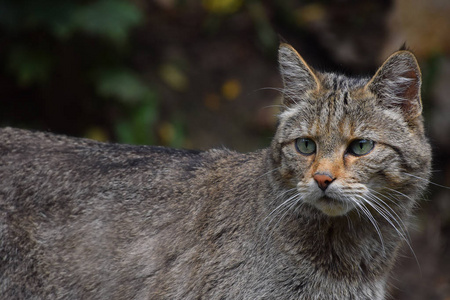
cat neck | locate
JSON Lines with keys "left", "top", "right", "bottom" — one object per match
{"left": 260, "top": 162, "right": 406, "bottom": 282}
{"left": 262, "top": 204, "right": 401, "bottom": 281}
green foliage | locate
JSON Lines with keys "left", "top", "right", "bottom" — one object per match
{"left": 94, "top": 68, "right": 160, "bottom": 145}
{"left": 202, "top": 0, "right": 277, "bottom": 53}
{"left": 1, "top": 0, "right": 144, "bottom": 86}
{"left": 422, "top": 52, "right": 443, "bottom": 103}
{"left": 420, "top": 52, "right": 444, "bottom": 121}
{"left": 0, "top": 0, "right": 165, "bottom": 145}
{"left": 247, "top": 2, "right": 277, "bottom": 53}
{"left": 168, "top": 117, "right": 187, "bottom": 149}
{"left": 0, "top": 0, "right": 283, "bottom": 147}
{"left": 0, "top": 0, "right": 142, "bottom": 42}
{"left": 68, "top": 0, "right": 143, "bottom": 44}
{"left": 94, "top": 68, "right": 153, "bottom": 104}
{"left": 116, "top": 96, "right": 159, "bottom": 145}
{"left": 7, "top": 46, "right": 54, "bottom": 86}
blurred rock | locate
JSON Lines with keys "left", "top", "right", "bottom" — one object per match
{"left": 384, "top": 0, "right": 450, "bottom": 59}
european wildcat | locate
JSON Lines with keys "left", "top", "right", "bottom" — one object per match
{"left": 0, "top": 44, "right": 431, "bottom": 299}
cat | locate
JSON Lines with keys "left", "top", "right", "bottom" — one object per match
{"left": 0, "top": 43, "right": 431, "bottom": 299}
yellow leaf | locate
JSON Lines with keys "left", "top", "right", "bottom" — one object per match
{"left": 202, "top": 0, "right": 242, "bottom": 14}
{"left": 159, "top": 64, "right": 188, "bottom": 92}
{"left": 221, "top": 79, "right": 241, "bottom": 101}
{"left": 295, "top": 4, "right": 326, "bottom": 26}
{"left": 85, "top": 127, "right": 109, "bottom": 142}
{"left": 158, "top": 121, "right": 176, "bottom": 145}
{"left": 204, "top": 93, "right": 221, "bottom": 111}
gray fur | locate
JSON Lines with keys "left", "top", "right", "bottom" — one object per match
{"left": 0, "top": 44, "right": 431, "bottom": 299}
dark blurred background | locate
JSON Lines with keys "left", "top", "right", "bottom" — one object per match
{"left": 0, "top": 0, "right": 449, "bottom": 298}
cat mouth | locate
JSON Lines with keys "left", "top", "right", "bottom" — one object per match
{"left": 315, "top": 196, "right": 352, "bottom": 217}
{"left": 319, "top": 196, "right": 336, "bottom": 203}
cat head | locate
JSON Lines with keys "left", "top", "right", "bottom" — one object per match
{"left": 271, "top": 43, "right": 431, "bottom": 217}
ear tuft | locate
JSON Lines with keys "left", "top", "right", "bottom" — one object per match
{"left": 366, "top": 51, "right": 422, "bottom": 119}
{"left": 278, "top": 44, "right": 320, "bottom": 107}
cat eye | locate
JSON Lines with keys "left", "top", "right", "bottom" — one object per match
{"left": 347, "top": 139, "right": 375, "bottom": 156}
{"left": 295, "top": 138, "right": 316, "bottom": 155}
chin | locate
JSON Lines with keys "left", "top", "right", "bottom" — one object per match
{"left": 314, "top": 196, "right": 355, "bottom": 217}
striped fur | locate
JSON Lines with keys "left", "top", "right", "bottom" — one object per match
{"left": 0, "top": 44, "right": 431, "bottom": 299}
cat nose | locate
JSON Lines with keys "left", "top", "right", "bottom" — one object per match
{"left": 313, "top": 173, "right": 335, "bottom": 191}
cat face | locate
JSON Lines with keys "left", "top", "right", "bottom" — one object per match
{"left": 272, "top": 44, "right": 431, "bottom": 217}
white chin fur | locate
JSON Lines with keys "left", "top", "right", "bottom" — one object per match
{"left": 313, "top": 198, "right": 355, "bottom": 217}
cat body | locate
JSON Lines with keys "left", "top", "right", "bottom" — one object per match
{"left": 0, "top": 44, "right": 431, "bottom": 299}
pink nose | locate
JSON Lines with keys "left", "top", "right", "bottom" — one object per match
{"left": 313, "top": 173, "right": 335, "bottom": 191}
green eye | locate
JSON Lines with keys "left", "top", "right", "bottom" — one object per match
{"left": 295, "top": 138, "right": 316, "bottom": 155}
{"left": 348, "top": 139, "right": 375, "bottom": 156}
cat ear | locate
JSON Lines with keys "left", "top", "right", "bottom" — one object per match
{"left": 365, "top": 50, "right": 422, "bottom": 119}
{"left": 278, "top": 43, "right": 320, "bottom": 107}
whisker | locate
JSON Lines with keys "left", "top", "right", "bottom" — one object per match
{"left": 345, "top": 213, "right": 355, "bottom": 233}
{"left": 259, "top": 191, "right": 303, "bottom": 250}
{"left": 265, "top": 194, "right": 300, "bottom": 228}
{"left": 381, "top": 187, "right": 416, "bottom": 204}
{"left": 255, "top": 87, "right": 284, "bottom": 93}
{"left": 404, "top": 172, "right": 450, "bottom": 190}
{"left": 261, "top": 105, "right": 286, "bottom": 110}
{"left": 253, "top": 87, "right": 291, "bottom": 108}
{"left": 261, "top": 188, "right": 298, "bottom": 229}
{"left": 368, "top": 189, "right": 408, "bottom": 223}
{"left": 270, "top": 196, "right": 302, "bottom": 234}
{"left": 365, "top": 194, "right": 409, "bottom": 242}
{"left": 364, "top": 191, "right": 421, "bottom": 273}
{"left": 256, "top": 167, "right": 282, "bottom": 181}
{"left": 369, "top": 191, "right": 410, "bottom": 236}
{"left": 352, "top": 195, "right": 386, "bottom": 252}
